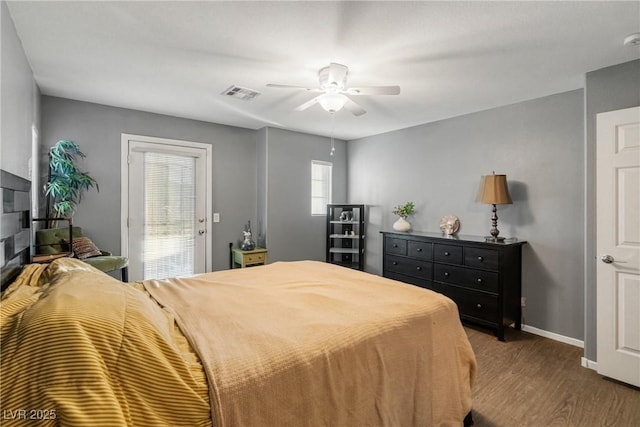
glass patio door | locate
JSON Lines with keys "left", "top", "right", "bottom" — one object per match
{"left": 123, "top": 135, "right": 211, "bottom": 281}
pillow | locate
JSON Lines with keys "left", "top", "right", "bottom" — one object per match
{"left": 71, "top": 236, "right": 102, "bottom": 259}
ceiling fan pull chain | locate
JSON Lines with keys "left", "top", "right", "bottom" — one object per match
{"left": 330, "top": 112, "right": 336, "bottom": 156}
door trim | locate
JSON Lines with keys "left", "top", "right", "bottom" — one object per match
{"left": 120, "top": 133, "right": 213, "bottom": 273}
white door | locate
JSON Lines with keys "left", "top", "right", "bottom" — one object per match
{"left": 596, "top": 106, "right": 640, "bottom": 387}
{"left": 122, "top": 134, "right": 212, "bottom": 281}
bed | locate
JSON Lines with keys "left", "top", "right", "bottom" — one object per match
{"left": 0, "top": 171, "right": 476, "bottom": 427}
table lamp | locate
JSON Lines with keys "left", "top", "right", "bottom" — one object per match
{"left": 477, "top": 173, "right": 513, "bottom": 242}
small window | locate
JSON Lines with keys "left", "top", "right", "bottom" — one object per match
{"left": 311, "top": 160, "right": 332, "bottom": 215}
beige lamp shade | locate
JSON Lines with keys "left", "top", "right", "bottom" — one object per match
{"left": 477, "top": 174, "right": 513, "bottom": 205}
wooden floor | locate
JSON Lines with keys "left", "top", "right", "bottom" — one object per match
{"left": 465, "top": 326, "right": 640, "bottom": 427}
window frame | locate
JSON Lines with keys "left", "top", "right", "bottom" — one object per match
{"left": 311, "top": 160, "right": 333, "bottom": 216}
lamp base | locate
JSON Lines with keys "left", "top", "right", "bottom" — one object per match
{"left": 485, "top": 236, "right": 506, "bottom": 243}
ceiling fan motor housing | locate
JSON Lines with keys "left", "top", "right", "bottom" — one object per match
{"left": 319, "top": 63, "right": 349, "bottom": 92}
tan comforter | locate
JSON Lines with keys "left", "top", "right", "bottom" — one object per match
{"left": 144, "top": 260, "right": 476, "bottom": 427}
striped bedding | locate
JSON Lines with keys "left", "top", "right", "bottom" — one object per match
{"left": 0, "top": 259, "right": 210, "bottom": 427}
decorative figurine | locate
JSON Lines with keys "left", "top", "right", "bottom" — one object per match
{"left": 439, "top": 215, "right": 460, "bottom": 236}
{"left": 339, "top": 211, "right": 353, "bottom": 222}
{"left": 241, "top": 220, "right": 256, "bottom": 250}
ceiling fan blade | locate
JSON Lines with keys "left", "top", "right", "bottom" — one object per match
{"left": 343, "top": 98, "right": 366, "bottom": 116}
{"left": 266, "top": 83, "right": 320, "bottom": 92}
{"left": 294, "top": 96, "right": 321, "bottom": 111}
{"left": 345, "top": 86, "right": 401, "bottom": 96}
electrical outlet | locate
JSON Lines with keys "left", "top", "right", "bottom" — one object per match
{"left": 521, "top": 297, "right": 526, "bottom": 307}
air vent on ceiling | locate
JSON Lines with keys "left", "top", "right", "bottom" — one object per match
{"left": 221, "top": 85, "right": 261, "bottom": 101}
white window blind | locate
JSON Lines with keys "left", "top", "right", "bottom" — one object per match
{"left": 311, "top": 160, "right": 332, "bottom": 215}
{"left": 143, "top": 152, "right": 195, "bottom": 279}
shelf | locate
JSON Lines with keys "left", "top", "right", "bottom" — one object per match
{"left": 326, "top": 204, "right": 365, "bottom": 271}
{"left": 329, "top": 248, "right": 360, "bottom": 254}
{"left": 328, "top": 261, "right": 361, "bottom": 270}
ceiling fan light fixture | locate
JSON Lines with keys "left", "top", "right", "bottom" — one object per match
{"left": 318, "top": 93, "right": 348, "bottom": 113}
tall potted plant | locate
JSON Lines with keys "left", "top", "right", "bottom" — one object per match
{"left": 44, "top": 140, "right": 98, "bottom": 221}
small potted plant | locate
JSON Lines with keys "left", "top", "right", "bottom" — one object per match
{"left": 392, "top": 201, "right": 415, "bottom": 232}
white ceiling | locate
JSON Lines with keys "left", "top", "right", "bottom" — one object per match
{"left": 7, "top": 1, "right": 640, "bottom": 140}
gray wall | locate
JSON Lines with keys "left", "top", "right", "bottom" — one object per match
{"left": 584, "top": 59, "right": 640, "bottom": 361}
{"left": 263, "top": 127, "right": 347, "bottom": 262}
{"left": 40, "top": 96, "right": 257, "bottom": 272}
{"left": 348, "top": 90, "right": 585, "bottom": 341}
{"left": 39, "top": 98, "right": 347, "bottom": 271}
{"left": 1, "top": 0, "right": 40, "bottom": 182}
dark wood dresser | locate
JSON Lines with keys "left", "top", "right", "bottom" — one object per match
{"left": 381, "top": 231, "right": 526, "bottom": 341}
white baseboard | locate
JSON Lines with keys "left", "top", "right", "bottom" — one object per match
{"left": 521, "top": 325, "right": 584, "bottom": 348}
{"left": 581, "top": 357, "right": 598, "bottom": 371}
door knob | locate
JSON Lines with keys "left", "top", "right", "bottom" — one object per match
{"left": 600, "top": 254, "right": 614, "bottom": 264}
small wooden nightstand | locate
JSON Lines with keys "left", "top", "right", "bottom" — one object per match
{"left": 232, "top": 248, "right": 268, "bottom": 268}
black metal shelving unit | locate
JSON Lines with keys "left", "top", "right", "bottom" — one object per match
{"left": 326, "top": 204, "right": 365, "bottom": 270}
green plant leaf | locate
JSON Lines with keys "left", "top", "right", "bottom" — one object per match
{"left": 45, "top": 139, "right": 98, "bottom": 218}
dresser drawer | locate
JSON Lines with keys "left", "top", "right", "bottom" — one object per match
{"left": 245, "top": 252, "right": 266, "bottom": 264}
{"left": 433, "top": 243, "right": 463, "bottom": 264}
{"left": 385, "top": 238, "right": 407, "bottom": 255}
{"left": 433, "top": 264, "right": 498, "bottom": 293}
{"left": 384, "top": 271, "right": 433, "bottom": 290}
{"left": 408, "top": 240, "right": 432, "bottom": 260}
{"left": 431, "top": 283, "right": 498, "bottom": 324}
{"left": 465, "top": 247, "right": 499, "bottom": 270}
{"left": 384, "top": 254, "right": 432, "bottom": 280}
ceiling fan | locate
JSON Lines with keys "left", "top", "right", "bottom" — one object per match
{"left": 266, "top": 63, "right": 400, "bottom": 116}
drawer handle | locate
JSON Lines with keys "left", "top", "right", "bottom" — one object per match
{"left": 477, "top": 256, "right": 484, "bottom": 261}
{"left": 392, "top": 261, "right": 398, "bottom": 265}
{"left": 477, "top": 278, "right": 483, "bottom": 283}
{"left": 476, "top": 304, "right": 482, "bottom": 309}
{"left": 444, "top": 272, "right": 450, "bottom": 277}
{"left": 417, "top": 248, "right": 423, "bottom": 252}
{"left": 416, "top": 266, "right": 422, "bottom": 271}
{"left": 393, "top": 244, "right": 398, "bottom": 248}
{"left": 444, "top": 251, "right": 450, "bottom": 256}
